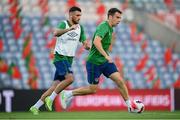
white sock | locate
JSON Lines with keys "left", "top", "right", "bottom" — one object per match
{"left": 65, "top": 90, "right": 73, "bottom": 98}
{"left": 125, "top": 99, "right": 131, "bottom": 107}
{"left": 34, "top": 99, "right": 44, "bottom": 109}
{"left": 49, "top": 91, "right": 57, "bottom": 101}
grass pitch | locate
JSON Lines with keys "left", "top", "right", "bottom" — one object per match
{"left": 0, "top": 111, "right": 180, "bottom": 120}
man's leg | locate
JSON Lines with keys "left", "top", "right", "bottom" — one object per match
{"left": 73, "top": 84, "right": 98, "bottom": 95}
{"left": 60, "top": 84, "right": 98, "bottom": 109}
{"left": 54, "top": 74, "right": 74, "bottom": 94}
{"left": 45, "top": 74, "right": 74, "bottom": 111}
{"left": 109, "top": 71, "right": 132, "bottom": 111}
{"left": 102, "top": 62, "right": 132, "bottom": 112}
{"left": 41, "top": 81, "right": 60, "bottom": 101}
{"left": 109, "top": 72, "right": 129, "bottom": 101}
{"left": 29, "top": 81, "right": 60, "bottom": 115}
{"left": 71, "top": 61, "right": 100, "bottom": 96}
{"left": 60, "top": 62, "right": 101, "bottom": 109}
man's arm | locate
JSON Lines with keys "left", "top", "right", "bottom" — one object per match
{"left": 108, "top": 32, "right": 116, "bottom": 52}
{"left": 53, "top": 25, "right": 78, "bottom": 37}
{"left": 93, "top": 36, "right": 112, "bottom": 63}
{"left": 82, "top": 40, "right": 91, "bottom": 50}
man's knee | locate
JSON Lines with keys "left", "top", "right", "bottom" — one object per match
{"left": 110, "top": 72, "right": 125, "bottom": 85}
{"left": 65, "top": 74, "right": 74, "bottom": 83}
{"left": 116, "top": 78, "right": 126, "bottom": 85}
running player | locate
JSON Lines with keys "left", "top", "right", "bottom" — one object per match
{"left": 60, "top": 8, "right": 134, "bottom": 112}
{"left": 29, "top": 6, "right": 90, "bottom": 115}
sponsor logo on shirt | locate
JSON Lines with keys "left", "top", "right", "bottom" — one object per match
{"left": 67, "top": 32, "right": 78, "bottom": 38}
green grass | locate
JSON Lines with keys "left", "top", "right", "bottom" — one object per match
{"left": 0, "top": 111, "right": 180, "bottom": 120}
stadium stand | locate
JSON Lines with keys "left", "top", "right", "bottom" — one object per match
{"left": 0, "top": 0, "right": 180, "bottom": 90}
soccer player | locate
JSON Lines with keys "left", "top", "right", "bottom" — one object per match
{"left": 60, "top": 8, "right": 134, "bottom": 112}
{"left": 29, "top": 6, "right": 90, "bottom": 115}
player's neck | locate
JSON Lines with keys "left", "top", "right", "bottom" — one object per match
{"left": 107, "top": 20, "right": 113, "bottom": 28}
{"left": 67, "top": 20, "right": 75, "bottom": 26}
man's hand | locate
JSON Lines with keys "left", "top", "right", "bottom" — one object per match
{"left": 105, "top": 55, "right": 113, "bottom": 63}
{"left": 53, "top": 24, "right": 78, "bottom": 37}
{"left": 83, "top": 40, "right": 91, "bottom": 50}
{"left": 68, "top": 24, "right": 78, "bottom": 31}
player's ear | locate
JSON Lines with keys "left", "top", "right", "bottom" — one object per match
{"left": 108, "top": 15, "right": 113, "bottom": 20}
{"left": 69, "top": 12, "right": 73, "bottom": 17}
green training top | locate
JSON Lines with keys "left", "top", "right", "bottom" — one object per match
{"left": 87, "top": 21, "right": 113, "bottom": 65}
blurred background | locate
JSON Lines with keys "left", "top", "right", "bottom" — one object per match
{"left": 0, "top": 0, "right": 180, "bottom": 112}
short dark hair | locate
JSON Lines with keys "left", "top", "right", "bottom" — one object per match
{"left": 69, "top": 6, "right": 81, "bottom": 13}
{"left": 108, "top": 8, "right": 122, "bottom": 18}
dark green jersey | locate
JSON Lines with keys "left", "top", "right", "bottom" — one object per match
{"left": 87, "top": 21, "right": 113, "bottom": 65}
